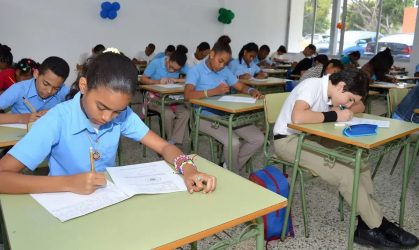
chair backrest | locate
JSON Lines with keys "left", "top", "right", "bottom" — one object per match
{"left": 264, "top": 93, "right": 290, "bottom": 124}
{"left": 388, "top": 88, "right": 409, "bottom": 114}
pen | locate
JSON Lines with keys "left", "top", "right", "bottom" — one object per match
{"left": 22, "top": 97, "right": 36, "bottom": 113}
{"left": 89, "top": 147, "right": 95, "bottom": 172}
{"left": 339, "top": 105, "right": 346, "bottom": 110}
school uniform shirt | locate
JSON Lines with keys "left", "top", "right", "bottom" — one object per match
{"left": 9, "top": 92, "right": 149, "bottom": 176}
{"left": 0, "top": 78, "right": 69, "bottom": 114}
{"left": 270, "top": 51, "right": 286, "bottom": 62}
{"left": 273, "top": 75, "right": 331, "bottom": 136}
{"left": 152, "top": 52, "right": 165, "bottom": 61}
{"left": 298, "top": 64, "right": 323, "bottom": 82}
{"left": 186, "top": 61, "right": 238, "bottom": 116}
{"left": 143, "top": 57, "right": 188, "bottom": 80}
{"left": 188, "top": 54, "right": 206, "bottom": 67}
{"left": 0, "top": 68, "right": 16, "bottom": 91}
{"left": 253, "top": 57, "right": 272, "bottom": 66}
{"left": 228, "top": 58, "right": 261, "bottom": 78}
{"left": 340, "top": 55, "right": 351, "bottom": 65}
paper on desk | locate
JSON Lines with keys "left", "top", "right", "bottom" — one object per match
{"left": 107, "top": 161, "right": 186, "bottom": 196}
{"left": 169, "top": 94, "right": 184, "bottom": 100}
{"left": 218, "top": 96, "right": 256, "bottom": 104}
{"left": 31, "top": 182, "right": 130, "bottom": 222}
{"left": 31, "top": 161, "right": 186, "bottom": 222}
{"left": 155, "top": 84, "right": 183, "bottom": 89}
{"left": 0, "top": 123, "right": 27, "bottom": 129}
{"left": 250, "top": 77, "right": 269, "bottom": 82}
{"left": 335, "top": 117, "right": 390, "bottom": 128}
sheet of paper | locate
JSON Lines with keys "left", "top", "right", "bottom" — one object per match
{"left": 335, "top": 117, "right": 390, "bottom": 128}
{"left": 169, "top": 94, "right": 184, "bottom": 100}
{"left": 31, "top": 182, "right": 130, "bottom": 222}
{"left": 0, "top": 123, "right": 27, "bottom": 129}
{"left": 155, "top": 84, "right": 183, "bottom": 89}
{"left": 250, "top": 77, "right": 269, "bottom": 82}
{"left": 217, "top": 96, "right": 256, "bottom": 104}
{"left": 107, "top": 161, "right": 187, "bottom": 196}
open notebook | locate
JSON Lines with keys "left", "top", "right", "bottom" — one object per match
{"left": 31, "top": 161, "right": 186, "bottom": 222}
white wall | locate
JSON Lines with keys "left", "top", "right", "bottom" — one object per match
{"left": 1, "top": 0, "right": 289, "bottom": 85}
{"left": 223, "top": 0, "right": 289, "bottom": 57}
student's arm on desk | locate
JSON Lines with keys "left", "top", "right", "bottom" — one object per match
{"left": 292, "top": 100, "right": 353, "bottom": 124}
{"left": 0, "top": 110, "right": 48, "bottom": 124}
{"left": 140, "top": 130, "right": 216, "bottom": 193}
{"left": 184, "top": 83, "right": 229, "bottom": 101}
{"left": 233, "top": 81, "right": 263, "bottom": 99}
{"left": 0, "top": 154, "right": 106, "bottom": 194}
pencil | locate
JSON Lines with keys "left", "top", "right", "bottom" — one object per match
{"left": 22, "top": 97, "right": 36, "bottom": 113}
{"left": 8, "top": 76, "right": 15, "bottom": 84}
{"left": 89, "top": 147, "right": 95, "bottom": 172}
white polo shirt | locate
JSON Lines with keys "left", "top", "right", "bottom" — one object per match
{"left": 273, "top": 75, "right": 331, "bottom": 135}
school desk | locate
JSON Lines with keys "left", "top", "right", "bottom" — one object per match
{"left": 140, "top": 84, "right": 185, "bottom": 139}
{"left": 0, "top": 156, "right": 287, "bottom": 250}
{"left": 275, "top": 63, "right": 292, "bottom": 69}
{"left": 369, "top": 82, "right": 416, "bottom": 117}
{"left": 190, "top": 95, "right": 264, "bottom": 171}
{"left": 0, "top": 126, "right": 26, "bottom": 148}
{"left": 390, "top": 75, "right": 419, "bottom": 82}
{"left": 281, "top": 113, "right": 419, "bottom": 249}
{"left": 261, "top": 68, "right": 288, "bottom": 77}
{"left": 241, "top": 77, "right": 289, "bottom": 94}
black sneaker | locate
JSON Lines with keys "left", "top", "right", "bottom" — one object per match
{"left": 382, "top": 221, "right": 419, "bottom": 248}
{"left": 354, "top": 228, "right": 400, "bottom": 249}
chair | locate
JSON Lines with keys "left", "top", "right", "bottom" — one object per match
{"left": 371, "top": 88, "right": 409, "bottom": 179}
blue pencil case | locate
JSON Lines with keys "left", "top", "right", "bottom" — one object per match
{"left": 343, "top": 124, "right": 378, "bottom": 137}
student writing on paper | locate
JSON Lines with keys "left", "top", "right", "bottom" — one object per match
{"left": 188, "top": 42, "right": 210, "bottom": 67}
{"left": 361, "top": 48, "right": 396, "bottom": 83}
{"left": 228, "top": 42, "right": 267, "bottom": 80}
{"left": 0, "top": 49, "right": 216, "bottom": 195}
{"left": 272, "top": 68, "right": 418, "bottom": 249}
{"left": 253, "top": 45, "right": 272, "bottom": 68}
{"left": 184, "top": 36, "right": 264, "bottom": 171}
{"left": 140, "top": 45, "right": 190, "bottom": 145}
{"left": 0, "top": 56, "right": 70, "bottom": 124}
{"left": 270, "top": 45, "right": 288, "bottom": 64}
{"left": 0, "top": 58, "right": 39, "bottom": 94}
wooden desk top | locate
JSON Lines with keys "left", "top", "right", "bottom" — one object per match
{"left": 370, "top": 82, "right": 416, "bottom": 90}
{"left": 0, "top": 156, "right": 287, "bottom": 250}
{"left": 276, "top": 64, "right": 292, "bottom": 69}
{"left": 288, "top": 113, "right": 419, "bottom": 149}
{"left": 0, "top": 126, "right": 27, "bottom": 147}
{"left": 241, "top": 77, "right": 289, "bottom": 87}
{"left": 140, "top": 84, "right": 185, "bottom": 94}
{"left": 190, "top": 94, "right": 264, "bottom": 114}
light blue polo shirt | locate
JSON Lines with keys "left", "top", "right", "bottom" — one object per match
{"left": 0, "top": 78, "right": 69, "bottom": 114}
{"left": 143, "top": 57, "right": 188, "bottom": 80}
{"left": 9, "top": 92, "right": 149, "bottom": 176}
{"left": 228, "top": 58, "right": 261, "bottom": 78}
{"left": 186, "top": 61, "right": 238, "bottom": 115}
{"left": 253, "top": 57, "right": 272, "bottom": 65}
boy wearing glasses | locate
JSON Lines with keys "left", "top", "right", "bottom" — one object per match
{"left": 0, "top": 56, "right": 69, "bottom": 124}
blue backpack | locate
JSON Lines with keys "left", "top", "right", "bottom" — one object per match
{"left": 249, "top": 165, "right": 294, "bottom": 242}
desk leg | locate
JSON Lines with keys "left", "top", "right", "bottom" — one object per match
{"left": 281, "top": 133, "right": 305, "bottom": 240}
{"left": 386, "top": 92, "right": 391, "bottom": 117}
{"left": 399, "top": 141, "right": 411, "bottom": 227}
{"left": 227, "top": 114, "right": 234, "bottom": 171}
{"left": 161, "top": 95, "right": 167, "bottom": 139}
{"left": 347, "top": 148, "right": 363, "bottom": 250}
{"left": 255, "top": 217, "right": 264, "bottom": 250}
{"left": 193, "top": 107, "right": 202, "bottom": 153}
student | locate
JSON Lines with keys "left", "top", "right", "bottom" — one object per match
{"left": 273, "top": 68, "right": 418, "bottom": 249}
{"left": 270, "top": 45, "right": 288, "bottom": 64}
{"left": 188, "top": 42, "right": 210, "bottom": 67}
{"left": 228, "top": 42, "right": 267, "bottom": 80}
{"left": 0, "top": 50, "right": 216, "bottom": 195}
{"left": 133, "top": 43, "right": 156, "bottom": 65}
{"left": 77, "top": 44, "right": 106, "bottom": 72}
{"left": 361, "top": 48, "right": 395, "bottom": 83}
{"left": 184, "top": 37, "right": 264, "bottom": 171}
{"left": 254, "top": 44, "right": 272, "bottom": 67}
{"left": 298, "top": 54, "right": 329, "bottom": 82}
{"left": 0, "top": 58, "right": 39, "bottom": 93}
{"left": 393, "top": 83, "right": 419, "bottom": 123}
{"left": 287, "top": 44, "right": 316, "bottom": 66}
{"left": 0, "top": 44, "right": 13, "bottom": 72}
{"left": 0, "top": 56, "right": 70, "bottom": 124}
{"left": 290, "top": 44, "right": 317, "bottom": 76}
{"left": 153, "top": 45, "right": 175, "bottom": 61}
{"left": 341, "top": 51, "right": 360, "bottom": 68}
{"left": 140, "top": 45, "right": 190, "bottom": 145}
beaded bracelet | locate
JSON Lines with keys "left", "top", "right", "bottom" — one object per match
{"left": 174, "top": 155, "right": 197, "bottom": 174}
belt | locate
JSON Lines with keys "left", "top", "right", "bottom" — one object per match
{"left": 274, "top": 134, "right": 288, "bottom": 140}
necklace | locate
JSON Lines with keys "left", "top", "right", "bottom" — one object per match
{"left": 85, "top": 130, "right": 101, "bottom": 160}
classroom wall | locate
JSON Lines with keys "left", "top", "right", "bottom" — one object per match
{"left": 1, "top": 0, "right": 289, "bottom": 85}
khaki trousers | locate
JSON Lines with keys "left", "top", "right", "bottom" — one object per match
{"left": 199, "top": 119, "right": 264, "bottom": 171}
{"left": 149, "top": 103, "right": 189, "bottom": 144}
{"left": 274, "top": 134, "right": 383, "bottom": 229}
